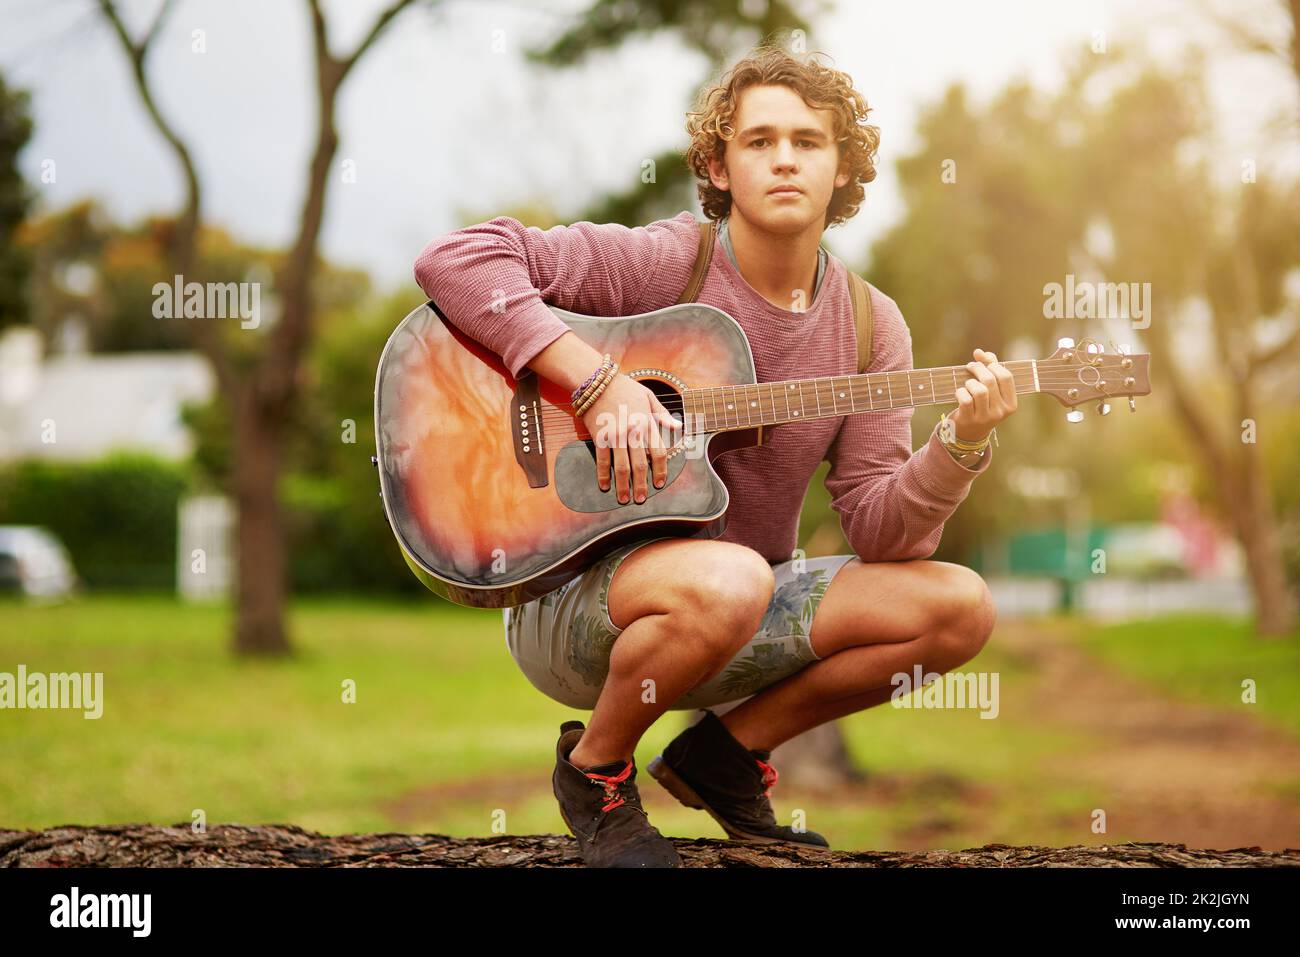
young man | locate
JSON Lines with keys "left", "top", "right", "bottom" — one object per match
{"left": 413, "top": 45, "right": 1016, "bottom": 867}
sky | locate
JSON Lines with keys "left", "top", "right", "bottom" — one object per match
{"left": 1, "top": 0, "right": 1295, "bottom": 292}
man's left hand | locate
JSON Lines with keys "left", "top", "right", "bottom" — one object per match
{"left": 945, "top": 348, "right": 1018, "bottom": 443}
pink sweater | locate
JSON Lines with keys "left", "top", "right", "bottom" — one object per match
{"left": 413, "top": 211, "right": 991, "bottom": 564}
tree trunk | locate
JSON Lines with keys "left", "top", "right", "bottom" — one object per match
{"left": 3, "top": 823, "right": 1293, "bottom": 867}
{"left": 1236, "top": 439, "right": 1297, "bottom": 636}
{"left": 1148, "top": 317, "right": 1296, "bottom": 638}
{"left": 232, "top": 388, "right": 291, "bottom": 657}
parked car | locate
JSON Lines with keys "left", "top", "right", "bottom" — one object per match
{"left": 0, "top": 526, "right": 78, "bottom": 598}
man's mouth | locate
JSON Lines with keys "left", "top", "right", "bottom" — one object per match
{"left": 769, "top": 186, "right": 803, "bottom": 196}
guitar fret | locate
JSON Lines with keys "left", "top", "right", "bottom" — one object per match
{"left": 682, "top": 357, "right": 1065, "bottom": 433}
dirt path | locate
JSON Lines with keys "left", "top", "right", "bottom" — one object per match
{"left": 994, "top": 617, "right": 1300, "bottom": 851}
{"left": 383, "top": 618, "right": 1300, "bottom": 851}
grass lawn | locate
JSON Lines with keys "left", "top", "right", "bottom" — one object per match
{"left": 1066, "top": 613, "right": 1300, "bottom": 738}
{"left": 1, "top": 595, "right": 1294, "bottom": 851}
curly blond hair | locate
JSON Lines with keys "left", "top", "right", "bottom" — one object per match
{"left": 685, "top": 42, "right": 880, "bottom": 229}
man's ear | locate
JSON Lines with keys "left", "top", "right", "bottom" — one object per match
{"left": 706, "top": 150, "right": 730, "bottom": 191}
{"left": 834, "top": 155, "right": 851, "bottom": 190}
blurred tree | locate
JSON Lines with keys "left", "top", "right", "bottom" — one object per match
{"left": 1067, "top": 46, "right": 1299, "bottom": 637}
{"left": 867, "top": 78, "right": 1093, "bottom": 568}
{"left": 19, "top": 201, "right": 371, "bottom": 354}
{"left": 18, "top": 199, "right": 111, "bottom": 348}
{"left": 96, "top": 0, "right": 419, "bottom": 656}
{"left": 0, "top": 70, "right": 34, "bottom": 330}
{"left": 863, "top": 38, "right": 1298, "bottom": 637}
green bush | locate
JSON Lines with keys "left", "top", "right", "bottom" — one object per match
{"left": 0, "top": 454, "right": 190, "bottom": 589}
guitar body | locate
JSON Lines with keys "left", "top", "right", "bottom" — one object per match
{"left": 374, "top": 299, "right": 764, "bottom": 608}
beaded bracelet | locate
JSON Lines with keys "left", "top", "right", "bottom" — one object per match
{"left": 574, "top": 361, "right": 619, "bottom": 418}
{"left": 571, "top": 354, "right": 613, "bottom": 408}
{"left": 938, "top": 409, "right": 996, "bottom": 451}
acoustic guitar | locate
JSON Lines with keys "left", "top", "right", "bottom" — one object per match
{"left": 373, "top": 298, "right": 1151, "bottom": 608}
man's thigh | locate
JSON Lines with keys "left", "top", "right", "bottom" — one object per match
{"left": 807, "top": 558, "right": 992, "bottom": 659}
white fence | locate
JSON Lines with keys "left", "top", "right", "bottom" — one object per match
{"left": 176, "top": 495, "right": 234, "bottom": 601}
{"left": 985, "top": 575, "right": 1253, "bottom": 619}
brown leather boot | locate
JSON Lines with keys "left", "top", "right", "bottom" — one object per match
{"left": 647, "top": 709, "right": 830, "bottom": 848}
{"left": 552, "top": 720, "right": 682, "bottom": 868}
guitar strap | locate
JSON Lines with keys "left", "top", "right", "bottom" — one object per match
{"left": 676, "top": 220, "right": 874, "bottom": 373}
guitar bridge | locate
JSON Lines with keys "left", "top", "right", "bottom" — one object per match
{"left": 511, "top": 371, "right": 548, "bottom": 488}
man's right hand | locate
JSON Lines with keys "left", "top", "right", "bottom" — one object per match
{"left": 580, "top": 373, "right": 681, "bottom": 504}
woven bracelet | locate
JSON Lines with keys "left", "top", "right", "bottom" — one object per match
{"left": 571, "top": 354, "right": 613, "bottom": 407}
{"left": 574, "top": 362, "right": 619, "bottom": 418}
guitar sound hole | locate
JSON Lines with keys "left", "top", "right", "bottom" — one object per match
{"left": 580, "top": 378, "right": 685, "bottom": 463}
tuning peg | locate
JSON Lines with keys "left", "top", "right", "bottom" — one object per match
{"left": 1057, "top": 337, "right": 1075, "bottom": 349}
{"left": 1096, "top": 400, "right": 1111, "bottom": 415}
{"left": 1066, "top": 408, "right": 1085, "bottom": 423}
{"left": 1128, "top": 396, "right": 1136, "bottom": 412}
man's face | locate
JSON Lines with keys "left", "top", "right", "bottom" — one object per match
{"left": 707, "top": 83, "right": 850, "bottom": 232}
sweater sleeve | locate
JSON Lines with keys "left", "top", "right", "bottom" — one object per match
{"left": 822, "top": 286, "right": 992, "bottom": 563}
{"left": 412, "top": 210, "right": 702, "bottom": 379}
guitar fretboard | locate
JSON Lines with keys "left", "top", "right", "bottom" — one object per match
{"left": 681, "top": 359, "right": 1041, "bottom": 431}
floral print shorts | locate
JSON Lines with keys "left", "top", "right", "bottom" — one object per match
{"left": 502, "top": 536, "right": 858, "bottom": 711}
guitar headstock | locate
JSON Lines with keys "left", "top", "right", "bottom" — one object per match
{"left": 1039, "top": 337, "right": 1151, "bottom": 421}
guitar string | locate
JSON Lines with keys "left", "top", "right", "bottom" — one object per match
{"left": 523, "top": 367, "right": 1142, "bottom": 430}
{"left": 509, "top": 377, "right": 1138, "bottom": 447}
{"left": 526, "top": 379, "right": 1140, "bottom": 434}
{"left": 528, "top": 358, "right": 1135, "bottom": 410}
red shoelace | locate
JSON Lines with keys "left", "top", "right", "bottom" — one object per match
{"left": 755, "top": 757, "right": 779, "bottom": 797}
{"left": 584, "top": 761, "right": 634, "bottom": 812}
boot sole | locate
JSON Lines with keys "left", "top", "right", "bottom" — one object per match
{"left": 647, "top": 754, "right": 809, "bottom": 846}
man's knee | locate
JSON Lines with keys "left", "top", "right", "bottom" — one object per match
{"left": 929, "top": 564, "right": 996, "bottom": 665}
{"left": 677, "top": 544, "right": 774, "bottom": 657}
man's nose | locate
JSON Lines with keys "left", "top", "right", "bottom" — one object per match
{"left": 773, "top": 139, "right": 798, "bottom": 168}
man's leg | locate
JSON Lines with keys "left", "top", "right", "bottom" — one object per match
{"left": 566, "top": 539, "right": 775, "bottom": 769}
{"left": 715, "top": 558, "right": 997, "bottom": 752}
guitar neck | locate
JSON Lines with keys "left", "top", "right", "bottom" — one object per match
{"left": 681, "top": 360, "right": 1044, "bottom": 431}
